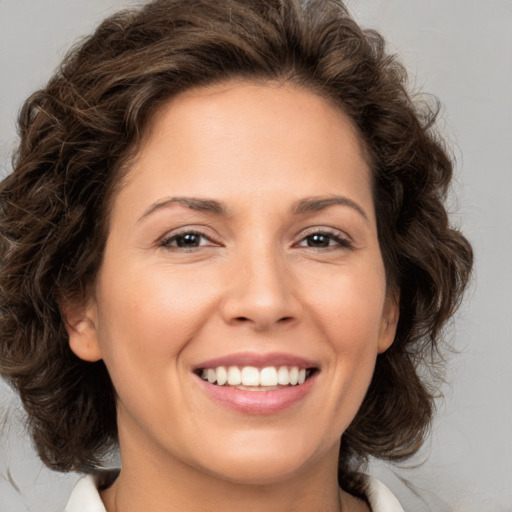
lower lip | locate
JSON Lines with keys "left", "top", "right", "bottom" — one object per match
{"left": 195, "top": 373, "right": 317, "bottom": 415}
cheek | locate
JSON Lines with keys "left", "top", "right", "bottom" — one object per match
{"left": 95, "top": 261, "right": 220, "bottom": 374}
{"left": 92, "top": 262, "right": 224, "bottom": 436}
{"left": 305, "top": 260, "right": 387, "bottom": 348}
{"left": 304, "top": 261, "right": 387, "bottom": 405}
{"left": 323, "top": 295, "right": 383, "bottom": 384}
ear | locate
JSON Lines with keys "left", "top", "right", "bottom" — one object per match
{"left": 61, "top": 298, "right": 103, "bottom": 362}
{"left": 377, "top": 288, "right": 400, "bottom": 354}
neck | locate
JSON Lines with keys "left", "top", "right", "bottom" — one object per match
{"left": 101, "top": 419, "right": 370, "bottom": 512}
{"left": 99, "top": 445, "right": 369, "bottom": 512}
{"left": 102, "top": 467, "right": 344, "bottom": 512}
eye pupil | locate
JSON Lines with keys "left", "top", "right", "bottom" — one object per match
{"left": 176, "top": 233, "right": 201, "bottom": 247}
{"left": 308, "top": 234, "right": 330, "bottom": 247}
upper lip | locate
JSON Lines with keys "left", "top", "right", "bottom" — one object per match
{"left": 193, "top": 352, "right": 319, "bottom": 371}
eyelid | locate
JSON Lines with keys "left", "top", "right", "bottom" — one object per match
{"left": 297, "top": 226, "right": 352, "bottom": 240}
{"left": 294, "top": 226, "right": 354, "bottom": 249}
{"left": 155, "top": 224, "right": 353, "bottom": 250}
{"left": 158, "top": 226, "right": 222, "bottom": 248}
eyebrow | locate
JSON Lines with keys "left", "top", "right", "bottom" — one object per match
{"left": 292, "top": 195, "right": 369, "bottom": 222}
{"left": 138, "top": 194, "right": 369, "bottom": 223}
{"left": 138, "top": 196, "right": 227, "bottom": 222}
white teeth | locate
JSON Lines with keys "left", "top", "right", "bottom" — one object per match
{"left": 260, "top": 367, "right": 278, "bottom": 386}
{"left": 216, "top": 366, "right": 228, "bottom": 386}
{"left": 241, "top": 366, "right": 260, "bottom": 386}
{"left": 207, "top": 368, "right": 216, "bottom": 384}
{"left": 200, "top": 365, "right": 313, "bottom": 388}
{"left": 227, "top": 366, "right": 242, "bottom": 386}
{"left": 277, "top": 366, "right": 290, "bottom": 385}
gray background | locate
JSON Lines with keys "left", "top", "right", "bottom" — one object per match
{"left": 1, "top": 1, "right": 511, "bottom": 511}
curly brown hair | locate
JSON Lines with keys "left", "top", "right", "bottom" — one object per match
{"left": 0, "top": 0, "right": 472, "bottom": 497}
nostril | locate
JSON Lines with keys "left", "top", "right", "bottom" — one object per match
{"left": 232, "top": 315, "right": 294, "bottom": 326}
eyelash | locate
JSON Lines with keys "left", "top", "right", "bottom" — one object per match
{"left": 295, "top": 230, "right": 353, "bottom": 250}
{"left": 159, "top": 229, "right": 217, "bottom": 250}
{"left": 159, "top": 228, "right": 353, "bottom": 251}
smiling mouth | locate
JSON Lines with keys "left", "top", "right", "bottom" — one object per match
{"left": 196, "top": 365, "right": 318, "bottom": 390}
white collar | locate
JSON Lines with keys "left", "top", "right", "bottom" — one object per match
{"left": 365, "top": 475, "right": 405, "bottom": 512}
{"left": 65, "top": 473, "right": 405, "bottom": 512}
{"left": 65, "top": 473, "right": 107, "bottom": 512}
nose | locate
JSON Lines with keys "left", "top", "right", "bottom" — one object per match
{"left": 219, "top": 246, "right": 301, "bottom": 331}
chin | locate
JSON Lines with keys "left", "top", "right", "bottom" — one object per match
{"left": 202, "top": 456, "right": 311, "bottom": 486}
{"left": 190, "top": 435, "right": 334, "bottom": 486}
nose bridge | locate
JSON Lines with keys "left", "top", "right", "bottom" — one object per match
{"left": 221, "top": 234, "right": 298, "bottom": 329}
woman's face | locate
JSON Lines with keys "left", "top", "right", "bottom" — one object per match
{"left": 69, "top": 81, "right": 398, "bottom": 485}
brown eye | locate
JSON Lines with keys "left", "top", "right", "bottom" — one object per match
{"left": 305, "top": 234, "right": 331, "bottom": 247}
{"left": 161, "top": 231, "right": 211, "bottom": 249}
{"left": 174, "top": 233, "right": 202, "bottom": 247}
{"left": 298, "top": 231, "right": 352, "bottom": 249}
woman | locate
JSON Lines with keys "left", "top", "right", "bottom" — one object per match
{"left": 0, "top": 0, "right": 473, "bottom": 510}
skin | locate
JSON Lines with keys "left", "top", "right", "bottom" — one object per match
{"left": 67, "top": 80, "right": 399, "bottom": 512}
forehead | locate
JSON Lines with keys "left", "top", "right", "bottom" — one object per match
{"left": 117, "top": 80, "right": 374, "bottom": 221}
{"left": 145, "top": 79, "right": 367, "bottom": 160}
